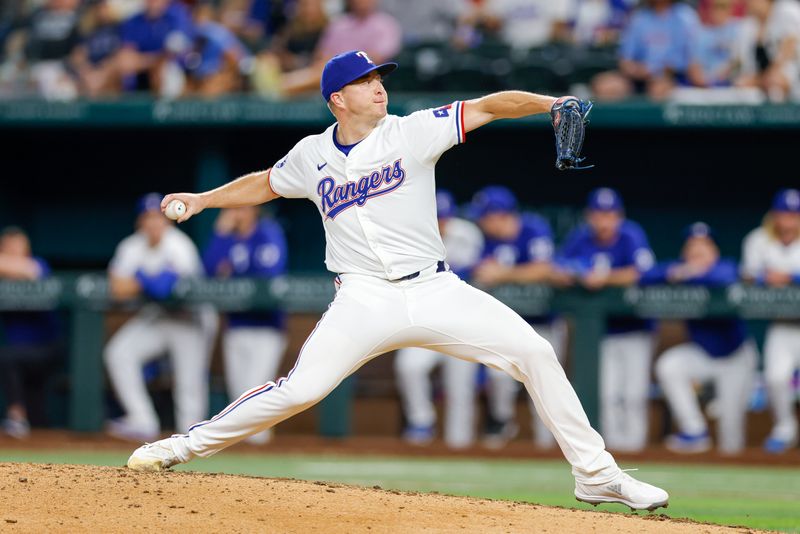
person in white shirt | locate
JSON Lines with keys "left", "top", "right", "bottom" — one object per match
{"left": 126, "top": 50, "right": 668, "bottom": 512}
{"left": 104, "top": 193, "right": 215, "bottom": 441}
{"left": 741, "top": 188, "right": 800, "bottom": 453}
{"left": 735, "top": 0, "right": 800, "bottom": 101}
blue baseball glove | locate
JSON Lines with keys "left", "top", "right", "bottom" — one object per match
{"left": 551, "top": 96, "right": 594, "bottom": 171}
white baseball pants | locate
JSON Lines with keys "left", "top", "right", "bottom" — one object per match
{"left": 223, "top": 326, "right": 288, "bottom": 444}
{"left": 599, "top": 331, "right": 653, "bottom": 452}
{"left": 173, "top": 266, "right": 620, "bottom": 483}
{"left": 764, "top": 323, "right": 800, "bottom": 442}
{"left": 656, "top": 340, "right": 757, "bottom": 453}
{"left": 486, "top": 321, "right": 565, "bottom": 448}
{"left": 105, "top": 309, "right": 213, "bottom": 434}
{"left": 394, "top": 347, "right": 478, "bottom": 448}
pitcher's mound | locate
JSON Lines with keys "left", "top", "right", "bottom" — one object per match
{"left": 1, "top": 462, "right": 748, "bottom": 533}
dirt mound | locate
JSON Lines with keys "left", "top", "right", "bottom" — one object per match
{"left": 1, "top": 463, "right": 752, "bottom": 533}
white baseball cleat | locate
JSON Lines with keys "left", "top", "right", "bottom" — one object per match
{"left": 574, "top": 470, "right": 669, "bottom": 512}
{"left": 127, "top": 438, "right": 183, "bottom": 472}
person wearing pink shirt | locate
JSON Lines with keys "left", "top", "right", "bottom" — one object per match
{"left": 277, "top": 0, "right": 402, "bottom": 97}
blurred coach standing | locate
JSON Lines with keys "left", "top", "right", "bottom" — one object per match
{"left": 104, "top": 193, "right": 212, "bottom": 441}
{"left": 741, "top": 188, "right": 800, "bottom": 454}
{"left": 649, "top": 222, "right": 756, "bottom": 455}
{"left": 552, "top": 187, "right": 656, "bottom": 452}
{"left": 203, "top": 206, "right": 288, "bottom": 445}
{"left": 394, "top": 190, "right": 484, "bottom": 448}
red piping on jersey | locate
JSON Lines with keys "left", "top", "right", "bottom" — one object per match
{"left": 460, "top": 101, "right": 466, "bottom": 144}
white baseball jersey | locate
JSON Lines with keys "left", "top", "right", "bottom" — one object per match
{"left": 110, "top": 226, "right": 204, "bottom": 278}
{"left": 268, "top": 101, "right": 466, "bottom": 280}
{"left": 740, "top": 227, "right": 800, "bottom": 278}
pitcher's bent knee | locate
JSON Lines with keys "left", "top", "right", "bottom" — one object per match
{"left": 282, "top": 383, "right": 330, "bottom": 410}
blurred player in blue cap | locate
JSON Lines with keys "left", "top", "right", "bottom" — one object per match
{"left": 553, "top": 187, "right": 656, "bottom": 452}
{"left": 470, "top": 185, "right": 564, "bottom": 449}
{"left": 741, "top": 188, "right": 800, "bottom": 453}
{"left": 203, "top": 205, "right": 288, "bottom": 445}
{"left": 104, "top": 192, "right": 215, "bottom": 441}
{"left": 394, "top": 189, "right": 485, "bottom": 448}
{"left": 647, "top": 222, "right": 756, "bottom": 454}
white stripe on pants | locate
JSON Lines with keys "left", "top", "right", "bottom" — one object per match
{"left": 223, "top": 326, "right": 287, "bottom": 444}
{"left": 764, "top": 323, "right": 800, "bottom": 442}
{"left": 174, "top": 269, "right": 619, "bottom": 483}
{"left": 104, "top": 311, "right": 211, "bottom": 433}
{"left": 394, "top": 347, "right": 477, "bottom": 448}
{"left": 599, "top": 331, "right": 653, "bottom": 452}
{"left": 656, "top": 340, "right": 756, "bottom": 453}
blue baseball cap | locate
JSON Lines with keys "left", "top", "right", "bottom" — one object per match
{"left": 684, "top": 221, "right": 715, "bottom": 242}
{"left": 436, "top": 190, "right": 456, "bottom": 219}
{"left": 320, "top": 50, "right": 397, "bottom": 102}
{"left": 587, "top": 187, "right": 624, "bottom": 212}
{"left": 137, "top": 192, "right": 163, "bottom": 215}
{"left": 771, "top": 188, "right": 800, "bottom": 213}
{"left": 470, "top": 186, "right": 518, "bottom": 219}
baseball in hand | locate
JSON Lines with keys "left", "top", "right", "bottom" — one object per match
{"left": 164, "top": 199, "right": 186, "bottom": 220}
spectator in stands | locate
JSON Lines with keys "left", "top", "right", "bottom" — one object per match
{"left": 649, "top": 222, "right": 756, "bottom": 455}
{"left": 181, "top": 1, "right": 249, "bottom": 97}
{"left": 269, "top": 0, "right": 327, "bottom": 71}
{"left": 462, "top": 0, "right": 573, "bottom": 50}
{"left": 686, "top": 0, "right": 743, "bottom": 88}
{"left": 741, "top": 188, "right": 800, "bottom": 453}
{"left": 276, "top": 0, "right": 402, "bottom": 97}
{"left": 381, "top": 0, "right": 468, "bottom": 45}
{"left": 69, "top": 0, "right": 123, "bottom": 97}
{"left": 571, "top": 0, "right": 638, "bottom": 47}
{"left": 0, "top": 227, "right": 61, "bottom": 439}
{"left": 552, "top": 187, "right": 656, "bottom": 452}
{"left": 202, "top": 206, "right": 288, "bottom": 445}
{"left": 469, "top": 185, "right": 564, "bottom": 450}
{"left": 394, "top": 190, "right": 485, "bottom": 449}
{"left": 734, "top": 0, "right": 800, "bottom": 102}
{"left": 104, "top": 193, "right": 213, "bottom": 441}
{"left": 3, "top": 0, "right": 82, "bottom": 99}
{"left": 592, "top": 0, "right": 700, "bottom": 101}
{"left": 250, "top": 0, "right": 326, "bottom": 95}
{"left": 229, "top": 0, "right": 291, "bottom": 51}
{"left": 113, "top": 0, "right": 194, "bottom": 95}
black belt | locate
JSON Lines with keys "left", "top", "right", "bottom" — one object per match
{"left": 396, "top": 261, "right": 447, "bottom": 281}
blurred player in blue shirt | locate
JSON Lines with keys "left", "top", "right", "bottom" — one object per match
{"left": 115, "top": 0, "right": 194, "bottom": 93}
{"left": 553, "top": 187, "right": 655, "bottom": 452}
{"left": 592, "top": 0, "right": 699, "bottom": 100}
{"left": 181, "top": 2, "right": 249, "bottom": 97}
{"left": 686, "top": 0, "right": 742, "bottom": 88}
{"left": 394, "top": 190, "right": 485, "bottom": 449}
{"left": 203, "top": 206, "right": 288, "bottom": 445}
{"left": 648, "top": 222, "right": 756, "bottom": 455}
{"left": 470, "top": 185, "right": 565, "bottom": 450}
{"left": 0, "top": 227, "right": 61, "bottom": 439}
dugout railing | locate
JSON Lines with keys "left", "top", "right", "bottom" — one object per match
{"left": 2, "top": 273, "right": 799, "bottom": 435}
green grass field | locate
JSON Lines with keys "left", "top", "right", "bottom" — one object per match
{"left": 1, "top": 449, "right": 798, "bottom": 532}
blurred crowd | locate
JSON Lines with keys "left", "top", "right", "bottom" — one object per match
{"left": 0, "top": 0, "right": 798, "bottom": 102}
{"left": 2, "top": 185, "right": 800, "bottom": 457}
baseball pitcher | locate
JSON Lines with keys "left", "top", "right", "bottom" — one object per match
{"left": 126, "top": 50, "right": 668, "bottom": 511}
